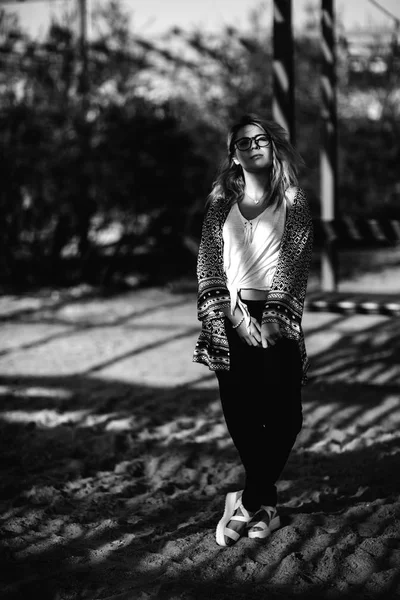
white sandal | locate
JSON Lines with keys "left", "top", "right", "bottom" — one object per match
{"left": 215, "top": 490, "right": 253, "bottom": 547}
{"left": 247, "top": 505, "right": 281, "bottom": 539}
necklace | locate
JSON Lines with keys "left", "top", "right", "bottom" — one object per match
{"left": 245, "top": 190, "right": 266, "bottom": 205}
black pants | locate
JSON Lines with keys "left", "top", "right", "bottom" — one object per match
{"left": 216, "top": 300, "right": 303, "bottom": 512}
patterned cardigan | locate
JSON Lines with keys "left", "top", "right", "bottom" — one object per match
{"left": 192, "top": 187, "right": 314, "bottom": 385}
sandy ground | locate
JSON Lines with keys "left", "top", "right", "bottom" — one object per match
{"left": 1, "top": 259, "right": 400, "bottom": 600}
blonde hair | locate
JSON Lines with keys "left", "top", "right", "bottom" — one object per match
{"left": 208, "top": 114, "right": 304, "bottom": 209}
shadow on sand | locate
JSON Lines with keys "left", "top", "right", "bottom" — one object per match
{"left": 0, "top": 291, "right": 400, "bottom": 599}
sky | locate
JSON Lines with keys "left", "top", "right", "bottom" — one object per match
{"left": 2, "top": 0, "right": 400, "bottom": 39}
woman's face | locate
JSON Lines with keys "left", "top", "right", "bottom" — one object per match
{"left": 231, "top": 124, "right": 272, "bottom": 173}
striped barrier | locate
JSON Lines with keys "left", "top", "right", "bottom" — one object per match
{"left": 305, "top": 292, "right": 400, "bottom": 316}
{"left": 313, "top": 218, "right": 400, "bottom": 245}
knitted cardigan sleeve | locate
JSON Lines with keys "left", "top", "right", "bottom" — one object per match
{"left": 196, "top": 198, "right": 231, "bottom": 321}
{"left": 262, "top": 187, "right": 313, "bottom": 335}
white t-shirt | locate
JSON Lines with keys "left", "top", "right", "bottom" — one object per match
{"left": 222, "top": 199, "right": 286, "bottom": 325}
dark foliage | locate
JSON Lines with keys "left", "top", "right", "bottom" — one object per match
{"left": 0, "top": 1, "right": 399, "bottom": 288}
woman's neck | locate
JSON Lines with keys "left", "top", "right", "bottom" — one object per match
{"left": 242, "top": 171, "right": 271, "bottom": 203}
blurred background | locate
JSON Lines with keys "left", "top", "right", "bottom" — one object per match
{"left": 1, "top": 0, "right": 399, "bottom": 291}
{"left": 1, "top": 6, "right": 400, "bottom": 596}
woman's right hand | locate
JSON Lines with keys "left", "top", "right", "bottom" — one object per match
{"left": 235, "top": 316, "right": 262, "bottom": 347}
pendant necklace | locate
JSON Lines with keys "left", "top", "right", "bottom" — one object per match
{"left": 245, "top": 190, "right": 266, "bottom": 205}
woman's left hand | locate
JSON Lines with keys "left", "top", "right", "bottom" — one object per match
{"left": 261, "top": 322, "right": 282, "bottom": 348}
{"left": 249, "top": 317, "right": 262, "bottom": 346}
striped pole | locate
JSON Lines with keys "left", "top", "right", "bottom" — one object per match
{"left": 320, "top": 0, "right": 338, "bottom": 291}
{"left": 273, "top": 0, "right": 295, "bottom": 142}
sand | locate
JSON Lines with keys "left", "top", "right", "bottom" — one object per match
{"left": 0, "top": 272, "right": 400, "bottom": 600}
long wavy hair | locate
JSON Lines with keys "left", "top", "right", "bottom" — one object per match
{"left": 208, "top": 114, "right": 304, "bottom": 210}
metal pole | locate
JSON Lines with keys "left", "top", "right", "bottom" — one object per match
{"left": 78, "top": 0, "right": 88, "bottom": 99}
{"left": 273, "top": 0, "right": 295, "bottom": 142}
{"left": 77, "top": 0, "right": 92, "bottom": 261}
{"left": 320, "top": 0, "right": 338, "bottom": 291}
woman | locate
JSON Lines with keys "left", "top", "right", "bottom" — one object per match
{"left": 193, "top": 114, "right": 313, "bottom": 547}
